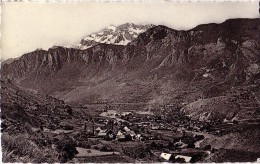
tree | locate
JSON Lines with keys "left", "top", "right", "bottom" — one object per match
{"left": 56, "top": 135, "right": 78, "bottom": 162}
{"left": 66, "top": 105, "right": 73, "bottom": 115}
{"left": 187, "top": 143, "right": 195, "bottom": 148}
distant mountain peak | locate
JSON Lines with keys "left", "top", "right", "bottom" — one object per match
{"left": 54, "top": 23, "right": 154, "bottom": 50}
{"left": 80, "top": 23, "right": 154, "bottom": 47}
{"left": 58, "top": 23, "right": 153, "bottom": 50}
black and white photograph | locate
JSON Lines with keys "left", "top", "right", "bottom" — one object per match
{"left": 1, "top": 1, "right": 260, "bottom": 163}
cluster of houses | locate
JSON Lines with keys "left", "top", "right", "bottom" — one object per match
{"left": 92, "top": 109, "right": 212, "bottom": 142}
{"left": 115, "top": 109, "right": 213, "bottom": 134}
{"left": 160, "top": 153, "right": 192, "bottom": 163}
{"left": 95, "top": 126, "right": 143, "bottom": 142}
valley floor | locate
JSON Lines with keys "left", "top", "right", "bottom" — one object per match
{"left": 4, "top": 103, "right": 260, "bottom": 163}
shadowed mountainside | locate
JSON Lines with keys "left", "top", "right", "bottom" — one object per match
{"left": 2, "top": 18, "right": 260, "bottom": 117}
{"left": 1, "top": 78, "right": 73, "bottom": 132}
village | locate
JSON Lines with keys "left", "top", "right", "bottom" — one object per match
{"left": 17, "top": 102, "right": 243, "bottom": 163}
{"left": 2, "top": 83, "right": 258, "bottom": 163}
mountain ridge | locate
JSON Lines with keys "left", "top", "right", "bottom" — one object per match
{"left": 2, "top": 18, "right": 260, "bottom": 112}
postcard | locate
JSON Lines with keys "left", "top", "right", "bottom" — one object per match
{"left": 1, "top": 1, "right": 259, "bottom": 163}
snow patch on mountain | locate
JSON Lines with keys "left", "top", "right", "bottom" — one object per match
{"left": 80, "top": 23, "right": 154, "bottom": 47}
{"left": 53, "top": 44, "right": 92, "bottom": 50}
{"left": 54, "top": 23, "right": 153, "bottom": 50}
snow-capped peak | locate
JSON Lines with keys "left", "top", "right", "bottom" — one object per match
{"left": 54, "top": 23, "right": 154, "bottom": 50}
{"left": 79, "top": 23, "right": 154, "bottom": 49}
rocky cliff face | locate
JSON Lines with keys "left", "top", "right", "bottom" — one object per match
{"left": 2, "top": 19, "right": 260, "bottom": 108}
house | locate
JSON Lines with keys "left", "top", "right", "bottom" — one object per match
{"left": 125, "top": 130, "right": 136, "bottom": 140}
{"left": 160, "top": 153, "right": 172, "bottom": 161}
{"left": 193, "top": 126, "right": 201, "bottom": 132}
{"left": 107, "top": 132, "right": 115, "bottom": 140}
{"left": 96, "top": 127, "right": 102, "bottom": 132}
{"left": 97, "top": 130, "right": 107, "bottom": 137}
{"left": 116, "top": 130, "right": 126, "bottom": 141}
{"left": 95, "top": 127, "right": 102, "bottom": 135}
{"left": 121, "top": 112, "right": 131, "bottom": 116}
{"left": 150, "top": 124, "right": 159, "bottom": 130}
{"left": 123, "top": 126, "right": 131, "bottom": 132}
{"left": 136, "top": 134, "right": 143, "bottom": 141}
{"left": 175, "top": 155, "right": 192, "bottom": 163}
{"left": 97, "top": 129, "right": 114, "bottom": 139}
{"left": 31, "top": 127, "right": 41, "bottom": 133}
{"left": 174, "top": 140, "right": 188, "bottom": 149}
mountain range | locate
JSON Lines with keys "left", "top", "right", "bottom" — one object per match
{"left": 2, "top": 19, "right": 260, "bottom": 121}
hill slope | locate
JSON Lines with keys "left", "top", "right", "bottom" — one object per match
{"left": 1, "top": 78, "right": 72, "bottom": 133}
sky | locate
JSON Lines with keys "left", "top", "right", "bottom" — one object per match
{"left": 1, "top": 1, "right": 259, "bottom": 60}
